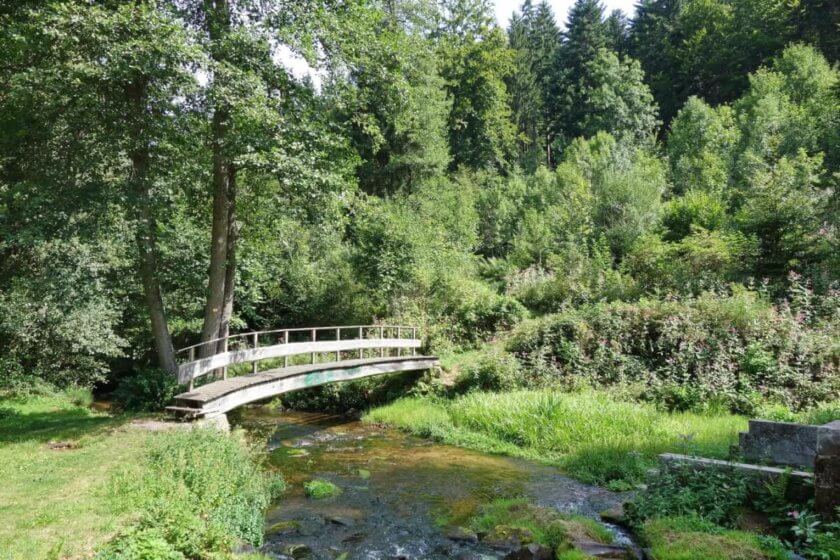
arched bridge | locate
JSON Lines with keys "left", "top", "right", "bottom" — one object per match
{"left": 166, "top": 325, "right": 438, "bottom": 419}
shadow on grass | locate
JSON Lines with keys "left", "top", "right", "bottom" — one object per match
{"left": 0, "top": 404, "right": 131, "bottom": 445}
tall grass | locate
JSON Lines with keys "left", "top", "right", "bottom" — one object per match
{"left": 366, "top": 390, "right": 746, "bottom": 487}
{"left": 99, "top": 428, "right": 283, "bottom": 559}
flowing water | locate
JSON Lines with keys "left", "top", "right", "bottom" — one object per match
{"left": 234, "top": 407, "right": 635, "bottom": 560}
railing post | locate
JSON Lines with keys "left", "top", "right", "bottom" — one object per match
{"left": 336, "top": 327, "right": 341, "bottom": 362}
{"left": 187, "top": 347, "right": 195, "bottom": 391}
{"left": 397, "top": 326, "right": 401, "bottom": 357}
{"left": 284, "top": 330, "right": 289, "bottom": 368}
{"left": 412, "top": 327, "right": 417, "bottom": 356}
{"left": 359, "top": 326, "right": 364, "bottom": 359}
{"left": 311, "top": 328, "right": 316, "bottom": 364}
{"left": 252, "top": 332, "right": 258, "bottom": 374}
{"left": 222, "top": 336, "right": 228, "bottom": 380}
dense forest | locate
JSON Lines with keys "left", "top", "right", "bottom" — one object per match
{"left": 1, "top": 0, "right": 838, "bottom": 408}
{"left": 2, "top": 1, "right": 840, "bottom": 559}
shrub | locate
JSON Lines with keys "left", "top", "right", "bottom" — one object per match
{"left": 454, "top": 349, "right": 523, "bottom": 392}
{"left": 112, "top": 368, "right": 180, "bottom": 412}
{"left": 448, "top": 283, "right": 527, "bottom": 344}
{"left": 507, "top": 241, "right": 636, "bottom": 313}
{"left": 507, "top": 287, "right": 839, "bottom": 412}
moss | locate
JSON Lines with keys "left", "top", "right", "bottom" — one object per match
{"left": 304, "top": 478, "right": 342, "bottom": 499}
{"left": 470, "top": 499, "right": 613, "bottom": 551}
{"left": 641, "top": 516, "right": 789, "bottom": 560}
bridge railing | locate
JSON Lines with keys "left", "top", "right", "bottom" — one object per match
{"left": 175, "top": 325, "right": 422, "bottom": 389}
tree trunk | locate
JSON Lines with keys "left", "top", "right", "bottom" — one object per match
{"left": 199, "top": 0, "right": 232, "bottom": 358}
{"left": 217, "top": 163, "right": 237, "bottom": 352}
{"left": 126, "top": 78, "right": 177, "bottom": 374}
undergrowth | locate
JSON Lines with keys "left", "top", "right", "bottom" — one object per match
{"left": 98, "top": 428, "right": 283, "bottom": 559}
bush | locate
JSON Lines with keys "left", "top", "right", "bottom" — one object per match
{"left": 454, "top": 349, "right": 523, "bottom": 392}
{"left": 64, "top": 386, "right": 94, "bottom": 408}
{"left": 507, "top": 241, "right": 636, "bottom": 313}
{"left": 446, "top": 281, "right": 527, "bottom": 344}
{"left": 112, "top": 368, "right": 180, "bottom": 412}
{"left": 507, "top": 287, "right": 839, "bottom": 412}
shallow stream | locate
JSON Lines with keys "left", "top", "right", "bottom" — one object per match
{"left": 234, "top": 407, "right": 634, "bottom": 560}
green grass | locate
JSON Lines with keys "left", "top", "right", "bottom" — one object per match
{"left": 365, "top": 390, "right": 747, "bottom": 487}
{"left": 0, "top": 392, "right": 279, "bottom": 560}
{"left": 640, "top": 516, "right": 788, "bottom": 560}
{"left": 304, "top": 478, "right": 342, "bottom": 499}
{"left": 0, "top": 393, "right": 149, "bottom": 560}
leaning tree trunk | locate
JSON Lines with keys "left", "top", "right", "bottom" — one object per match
{"left": 126, "top": 78, "right": 177, "bottom": 374}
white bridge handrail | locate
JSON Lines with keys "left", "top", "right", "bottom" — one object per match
{"left": 176, "top": 325, "right": 421, "bottom": 388}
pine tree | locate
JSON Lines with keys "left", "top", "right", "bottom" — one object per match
{"left": 554, "top": 0, "right": 612, "bottom": 144}
{"left": 507, "top": 0, "right": 561, "bottom": 168}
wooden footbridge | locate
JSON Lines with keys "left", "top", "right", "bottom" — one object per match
{"left": 167, "top": 325, "right": 438, "bottom": 419}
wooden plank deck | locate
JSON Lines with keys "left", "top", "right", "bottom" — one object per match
{"left": 169, "top": 355, "right": 438, "bottom": 417}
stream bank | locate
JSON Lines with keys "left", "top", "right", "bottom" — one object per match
{"left": 234, "top": 407, "right": 640, "bottom": 560}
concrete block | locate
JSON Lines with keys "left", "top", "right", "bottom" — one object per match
{"left": 817, "top": 421, "right": 840, "bottom": 456}
{"left": 815, "top": 422, "right": 840, "bottom": 519}
{"left": 739, "top": 419, "right": 819, "bottom": 468}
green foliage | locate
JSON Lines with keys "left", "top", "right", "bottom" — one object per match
{"left": 304, "top": 479, "right": 342, "bottom": 499}
{"left": 508, "top": 287, "right": 839, "bottom": 412}
{"left": 623, "top": 229, "right": 753, "bottom": 294}
{"left": 625, "top": 464, "right": 749, "bottom": 528}
{"left": 564, "top": 133, "right": 666, "bottom": 257}
{"left": 112, "top": 368, "right": 181, "bottom": 412}
{"left": 102, "top": 428, "right": 278, "bottom": 557}
{"left": 667, "top": 98, "right": 739, "bottom": 196}
{"left": 578, "top": 49, "right": 660, "bottom": 143}
{"left": 440, "top": 25, "right": 518, "bottom": 172}
{"left": 454, "top": 348, "right": 524, "bottom": 392}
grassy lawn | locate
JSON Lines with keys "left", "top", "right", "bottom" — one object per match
{"left": 0, "top": 394, "right": 150, "bottom": 560}
{"left": 365, "top": 390, "right": 747, "bottom": 488}
{"left": 0, "top": 393, "right": 279, "bottom": 560}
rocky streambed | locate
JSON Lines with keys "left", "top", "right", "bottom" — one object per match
{"left": 234, "top": 408, "right": 641, "bottom": 560}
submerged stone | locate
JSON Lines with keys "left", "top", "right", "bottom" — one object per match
{"left": 572, "top": 540, "right": 632, "bottom": 558}
{"left": 283, "top": 543, "right": 313, "bottom": 559}
{"left": 445, "top": 526, "right": 479, "bottom": 543}
{"left": 503, "top": 543, "right": 553, "bottom": 559}
{"left": 482, "top": 525, "right": 535, "bottom": 550}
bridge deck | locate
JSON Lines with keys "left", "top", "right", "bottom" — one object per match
{"left": 169, "top": 355, "right": 438, "bottom": 417}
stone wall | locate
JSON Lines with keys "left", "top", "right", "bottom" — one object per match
{"left": 739, "top": 419, "right": 819, "bottom": 468}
